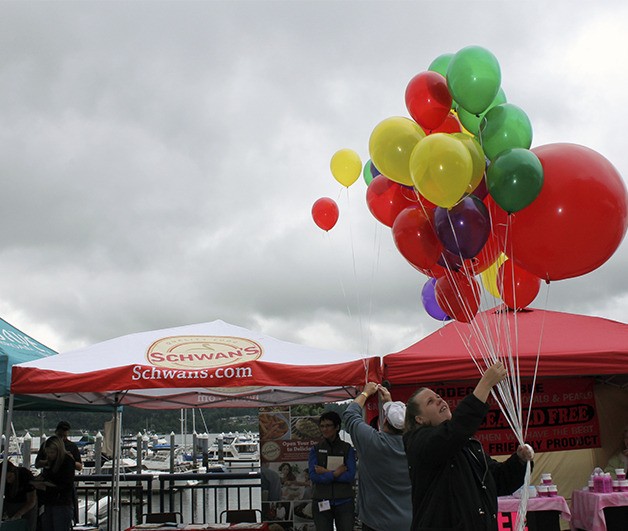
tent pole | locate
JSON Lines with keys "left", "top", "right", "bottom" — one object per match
{"left": 0, "top": 394, "right": 15, "bottom": 521}
{"left": 111, "top": 406, "right": 122, "bottom": 531}
{"left": 0, "top": 396, "right": 5, "bottom": 454}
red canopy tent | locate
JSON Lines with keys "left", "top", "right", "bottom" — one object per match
{"left": 383, "top": 308, "right": 628, "bottom": 385}
{"left": 382, "top": 308, "right": 628, "bottom": 502}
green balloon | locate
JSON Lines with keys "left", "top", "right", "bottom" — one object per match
{"left": 457, "top": 88, "right": 507, "bottom": 136}
{"left": 480, "top": 103, "right": 533, "bottom": 160}
{"left": 362, "top": 159, "right": 380, "bottom": 185}
{"left": 428, "top": 53, "right": 454, "bottom": 77}
{"left": 487, "top": 148, "right": 544, "bottom": 213}
{"left": 447, "top": 46, "right": 501, "bottom": 114}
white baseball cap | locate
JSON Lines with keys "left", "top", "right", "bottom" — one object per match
{"left": 383, "top": 401, "right": 406, "bottom": 430}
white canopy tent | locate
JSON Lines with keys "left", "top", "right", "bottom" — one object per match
{"left": 10, "top": 319, "right": 380, "bottom": 408}
{"left": 8, "top": 319, "right": 380, "bottom": 531}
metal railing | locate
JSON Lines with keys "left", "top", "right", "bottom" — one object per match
{"left": 75, "top": 471, "right": 262, "bottom": 531}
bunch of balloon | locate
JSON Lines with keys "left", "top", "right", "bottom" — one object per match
{"left": 398, "top": 46, "right": 541, "bottom": 318}
{"left": 350, "top": 45, "right": 626, "bottom": 321}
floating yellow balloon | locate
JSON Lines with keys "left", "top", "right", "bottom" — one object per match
{"left": 452, "top": 133, "right": 486, "bottom": 195}
{"left": 409, "top": 133, "right": 472, "bottom": 208}
{"left": 368, "top": 117, "right": 425, "bottom": 186}
{"left": 480, "top": 253, "right": 507, "bottom": 298}
{"left": 330, "top": 148, "right": 362, "bottom": 187}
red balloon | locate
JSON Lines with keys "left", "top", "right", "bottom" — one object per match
{"left": 415, "top": 189, "right": 438, "bottom": 211}
{"left": 498, "top": 261, "right": 540, "bottom": 310}
{"left": 423, "top": 112, "right": 463, "bottom": 134}
{"left": 415, "top": 262, "right": 448, "bottom": 278}
{"left": 311, "top": 197, "right": 339, "bottom": 231}
{"left": 435, "top": 272, "right": 481, "bottom": 323}
{"left": 468, "top": 228, "right": 503, "bottom": 274}
{"left": 366, "top": 175, "right": 417, "bottom": 227}
{"left": 510, "top": 144, "right": 628, "bottom": 280}
{"left": 405, "top": 71, "right": 452, "bottom": 131}
{"left": 484, "top": 195, "right": 509, "bottom": 249}
{"left": 392, "top": 206, "right": 443, "bottom": 271}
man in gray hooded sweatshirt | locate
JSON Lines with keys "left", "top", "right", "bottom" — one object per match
{"left": 343, "top": 382, "right": 412, "bottom": 531}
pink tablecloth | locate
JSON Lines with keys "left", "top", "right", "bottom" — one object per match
{"left": 498, "top": 495, "right": 571, "bottom": 521}
{"left": 570, "top": 489, "right": 628, "bottom": 531}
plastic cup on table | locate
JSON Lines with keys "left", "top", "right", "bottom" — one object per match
{"left": 536, "top": 485, "right": 549, "bottom": 497}
{"left": 548, "top": 484, "right": 558, "bottom": 497}
{"left": 541, "top": 473, "right": 552, "bottom": 485}
{"left": 616, "top": 468, "right": 626, "bottom": 480}
{"left": 620, "top": 479, "right": 628, "bottom": 492}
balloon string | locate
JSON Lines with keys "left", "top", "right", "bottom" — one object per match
{"left": 344, "top": 187, "right": 367, "bottom": 358}
{"left": 363, "top": 221, "right": 382, "bottom": 359}
{"left": 524, "top": 282, "right": 550, "bottom": 438}
{"left": 443, "top": 212, "right": 530, "bottom": 451}
{"left": 515, "top": 461, "right": 532, "bottom": 531}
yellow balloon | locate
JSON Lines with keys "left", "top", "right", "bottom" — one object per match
{"left": 368, "top": 117, "right": 425, "bottom": 186}
{"left": 480, "top": 253, "right": 507, "bottom": 298}
{"left": 409, "top": 133, "right": 473, "bottom": 208}
{"left": 452, "top": 133, "right": 486, "bottom": 195}
{"left": 330, "top": 148, "right": 362, "bottom": 187}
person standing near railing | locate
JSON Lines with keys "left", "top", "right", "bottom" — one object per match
{"left": 33, "top": 436, "right": 76, "bottom": 531}
{"left": 35, "top": 421, "right": 82, "bottom": 525}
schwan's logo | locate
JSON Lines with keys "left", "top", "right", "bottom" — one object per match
{"left": 146, "top": 335, "right": 263, "bottom": 370}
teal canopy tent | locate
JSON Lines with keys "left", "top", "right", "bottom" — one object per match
{"left": 0, "top": 317, "right": 56, "bottom": 396}
{"left": 0, "top": 317, "right": 57, "bottom": 524}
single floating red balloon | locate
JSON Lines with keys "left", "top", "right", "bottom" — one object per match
{"left": 312, "top": 197, "right": 339, "bottom": 231}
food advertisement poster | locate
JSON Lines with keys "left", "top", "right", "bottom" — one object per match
{"left": 259, "top": 405, "right": 324, "bottom": 531}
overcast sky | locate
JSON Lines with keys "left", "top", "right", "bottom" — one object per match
{"left": 1, "top": 0, "right": 627, "bottom": 360}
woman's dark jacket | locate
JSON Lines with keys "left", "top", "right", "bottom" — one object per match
{"left": 403, "top": 393, "right": 529, "bottom": 531}
{"left": 40, "top": 454, "right": 76, "bottom": 506}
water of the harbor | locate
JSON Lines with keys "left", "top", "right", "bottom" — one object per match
{"left": 15, "top": 432, "right": 262, "bottom": 528}
{"left": 115, "top": 477, "right": 262, "bottom": 525}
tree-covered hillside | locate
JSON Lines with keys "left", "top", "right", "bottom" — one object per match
{"left": 10, "top": 402, "right": 348, "bottom": 437}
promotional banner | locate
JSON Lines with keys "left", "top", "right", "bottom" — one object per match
{"left": 259, "top": 406, "right": 323, "bottom": 531}
{"left": 393, "top": 377, "right": 599, "bottom": 453}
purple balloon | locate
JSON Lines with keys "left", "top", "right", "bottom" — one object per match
{"left": 370, "top": 160, "right": 381, "bottom": 177}
{"left": 421, "top": 278, "right": 451, "bottom": 321}
{"left": 434, "top": 195, "right": 491, "bottom": 259}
